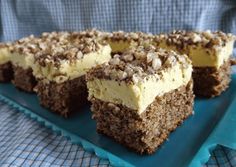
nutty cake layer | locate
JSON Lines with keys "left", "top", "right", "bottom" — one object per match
{"left": 0, "top": 43, "right": 13, "bottom": 82}
{"left": 0, "top": 62, "right": 13, "bottom": 82}
{"left": 12, "top": 65, "right": 37, "bottom": 92}
{"left": 193, "top": 60, "right": 231, "bottom": 97}
{"left": 7, "top": 35, "right": 43, "bottom": 92}
{"left": 90, "top": 81, "right": 194, "bottom": 154}
{"left": 36, "top": 76, "right": 87, "bottom": 117}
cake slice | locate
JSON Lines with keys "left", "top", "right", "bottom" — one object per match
{"left": 6, "top": 32, "right": 72, "bottom": 92}
{"left": 154, "top": 30, "right": 236, "bottom": 97}
{"left": 87, "top": 46, "right": 194, "bottom": 154}
{"left": 7, "top": 35, "right": 43, "bottom": 92}
{"left": 0, "top": 43, "right": 13, "bottom": 82}
{"left": 32, "top": 34, "right": 111, "bottom": 117}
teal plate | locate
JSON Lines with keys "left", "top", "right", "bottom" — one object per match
{"left": 0, "top": 75, "right": 236, "bottom": 167}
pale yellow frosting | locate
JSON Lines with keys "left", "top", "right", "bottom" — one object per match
{"left": 158, "top": 39, "right": 234, "bottom": 68}
{"left": 105, "top": 30, "right": 235, "bottom": 68}
{"left": 0, "top": 48, "right": 11, "bottom": 65}
{"left": 9, "top": 52, "right": 33, "bottom": 69}
{"left": 106, "top": 40, "right": 131, "bottom": 53}
{"left": 31, "top": 45, "right": 111, "bottom": 83}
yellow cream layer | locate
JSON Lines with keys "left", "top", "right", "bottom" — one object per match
{"left": 0, "top": 48, "right": 11, "bottom": 65}
{"left": 31, "top": 45, "right": 112, "bottom": 83}
{"left": 9, "top": 52, "right": 33, "bottom": 69}
{"left": 0, "top": 48, "right": 31, "bottom": 68}
{"left": 106, "top": 40, "right": 131, "bottom": 53}
{"left": 87, "top": 63, "right": 192, "bottom": 114}
{"left": 158, "top": 40, "right": 234, "bottom": 68}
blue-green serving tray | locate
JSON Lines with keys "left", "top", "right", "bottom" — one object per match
{"left": 0, "top": 75, "right": 236, "bottom": 167}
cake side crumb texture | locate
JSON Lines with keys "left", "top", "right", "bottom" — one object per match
{"left": 90, "top": 81, "right": 194, "bottom": 154}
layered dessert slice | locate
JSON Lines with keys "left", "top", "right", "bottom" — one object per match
{"left": 7, "top": 35, "right": 42, "bottom": 92}
{"left": 0, "top": 43, "right": 13, "bottom": 82}
{"left": 154, "top": 30, "right": 236, "bottom": 97}
{"left": 7, "top": 32, "right": 71, "bottom": 92}
{"left": 32, "top": 35, "right": 111, "bottom": 117}
{"left": 87, "top": 46, "right": 194, "bottom": 154}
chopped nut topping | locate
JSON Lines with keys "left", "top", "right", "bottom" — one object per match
{"left": 8, "top": 30, "right": 106, "bottom": 68}
{"left": 87, "top": 45, "right": 191, "bottom": 84}
{"left": 154, "top": 30, "right": 235, "bottom": 52}
{"left": 104, "top": 31, "right": 154, "bottom": 46}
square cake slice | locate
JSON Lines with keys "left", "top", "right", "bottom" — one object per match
{"left": 7, "top": 32, "right": 71, "bottom": 92}
{"left": 86, "top": 46, "right": 194, "bottom": 154}
{"left": 0, "top": 43, "right": 13, "bottom": 82}
{"left": 32, "top": 34, "right": 111, "bottom": 117}
{"left": 154, "top": 30, "right": 236, "bottom": 97}
{"left": 7, "top": 35, "right": 42, "bottom": 92}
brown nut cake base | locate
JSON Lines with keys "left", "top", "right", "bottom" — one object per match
{"left": 90, "top": 81, "right": 194, "bottom": 154}
{"left": 36, "top": 76, "right": 88, "bottom": 117}
{"left": 0, "top": 62, "right": 13, "bottom": 82}
{"left": 193, "top": 60, "right": 231, "bottom": 97}
{"left": 12, "top": 65, "right": 37, "bottom": 92}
